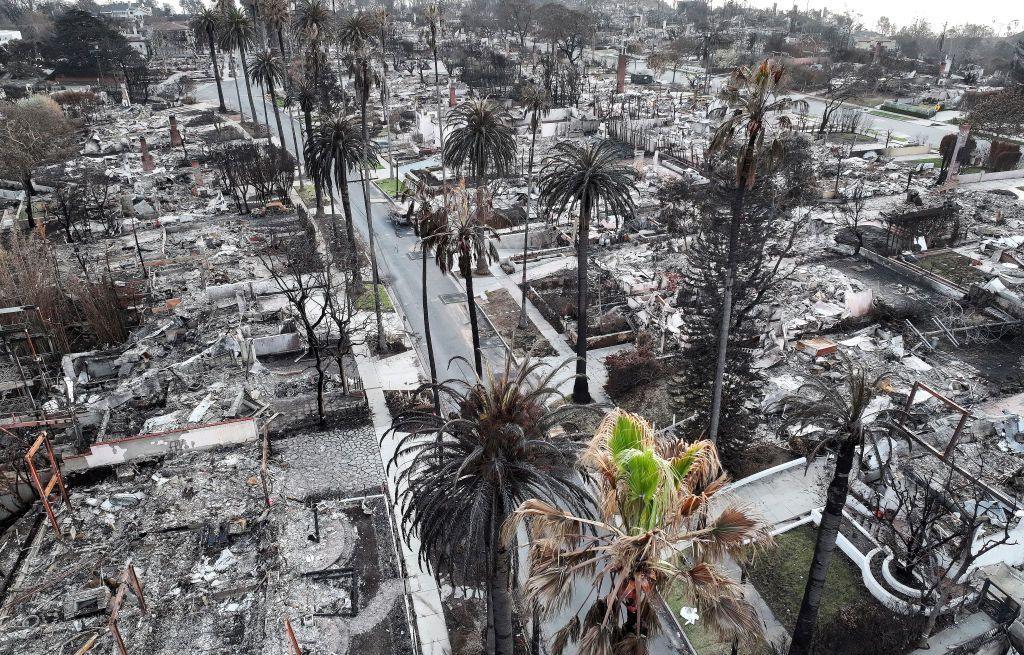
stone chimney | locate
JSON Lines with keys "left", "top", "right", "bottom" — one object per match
{"left": 616, "top": 54, "right": 627, "bottom": 94}
{"left": 140, "top": 137, "right": 154, "bottom": 172}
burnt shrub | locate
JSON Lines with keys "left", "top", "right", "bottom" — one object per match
{"left": 604, "top": 341, "right": 660, "bottom": 397}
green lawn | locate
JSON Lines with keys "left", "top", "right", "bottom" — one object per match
{"left": 911, "top": 157, "right": 944, "bottom": 167}
{"left": 376, "top": 178, "right": 408, "bottom": 198}
{"left": 298, "top": 183, "right": 318, "bottom": 205}
{"left": 748, "top": 525, "right": 874, "bottom": 633}
{"left": 664, "top": 594, "right": 735, "bottom": 654}
{"left": 355, "top": 285, "right": 395, "bottom": 312}
{"left": 868, "top": 109, "right": 917, "bottom": 121}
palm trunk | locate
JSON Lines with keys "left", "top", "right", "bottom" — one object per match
{"left": 304, "top": 109, "right": 324, "bottom": 216}
{"left": 359, "top": 66, "right": 386, "bottom": 355}
{"left": 232, "top": 54, "right": 245, "bottom": 121}
{"left": 208, "top": 31, "right": 227, "bottom": 112}
{"left": 258, "top": 79, "right": 270, "bottom": 131}
{"left": 572, "top": 193, "right": 593, "bottom": 404}
{"left": 491, "top": 521, "right": 515, "bottom": 655}
{"left": 708, "top": 126, "right": 759, "bottom": 443}
{"left": 238, "top": 44, "right": 259, "bottom": 128}
{"left": 267, "top": 81, "right": 287, "bottom": 152}
{"left": 422, "top": 243, "right": 441, "bottom": 413}
{"left": 518, "top": 113, "right": 539, "bottom": 329}
{"left": 788, "top": 438, "right": 856, "bottom": 655}
{"left": 276, "top": 27, "right": 286, "bottom": 62}
{"left": 464, "top": 254, "right": 484, "bottom": 377}
{"left": 287, "top": 103, "right": 304, "bottom": 187}
{"left": 337, "top": 164, "right": 360, "bottom": 280}
{"left": 431, "top": 34, "right": 447, "bottom": 185}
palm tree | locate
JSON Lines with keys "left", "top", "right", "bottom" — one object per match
{"left": 339, "top": 11, "right": 387, "bottom": 354}
{"left": 260, "top": 0, "right": 289, "bottom": 60}
{"left": 288, "top": 74, "right": 322, "bottom": 213}
{"left": 538, "top": 140, "right": 638, "bottom": 404}
{"left": 518, "top": 83, "right": 550, "bottom": 329}
{"left": 218, "top": 6, "right": 259, "bottom": 126}
{"left": 443, "top": 97, "right": 516, "bottom": 236}
{"left": 389, "top": 357, "right": 593, "bottom": 655}
{"left": 430, "top": 185, "right": 498, "bottom": 378}
{"left": 292, "top": 0, "right": 332, "bottom": 41}
{"left": 304, "top": 113, "right": 377, "bottom": 275}
{"left": 704, "top": 60, "right": 806, "bottom": 443}
{"left": 423, "top": 3, "right": 447, "bottom": 182}
{"left": 510, "top": 409, "right": 769, "bottom": 655}
{"left": 403, "top": 184, "right": 443, "bottom": 413}
{"left": 777, "top": 363, "right": 883, "bottom": 655}
{"left": 191, "top": 8, "right": 227, "bottom": 113}
{"left": 248, "top": 50, "right": 287, "bottom": 151}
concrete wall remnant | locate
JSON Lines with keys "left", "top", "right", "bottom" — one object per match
{"left": 62, "top": 418, "right": 259, "bottom": 472}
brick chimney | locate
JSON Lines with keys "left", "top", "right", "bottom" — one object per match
{"left": 169, "top": 115, "right": 183, "bottom": 148}
{"left": 616, "top": 54, "right": 627, "bottom": 94}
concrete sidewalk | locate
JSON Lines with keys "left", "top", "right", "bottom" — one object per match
{"left": 353, "top": 341, "right": 452, "bottom": 655}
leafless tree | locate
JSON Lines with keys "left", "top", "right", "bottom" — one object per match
{"left": 836, "top": 183, "right": 867, "bottom": 255}
{"left": 256, "top": 233, "right": 331, "bottom": 426}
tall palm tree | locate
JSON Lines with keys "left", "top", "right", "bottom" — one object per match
{"left": 777, "top": 364, "right": 883, "bottom": 655}
{"left": 518, "top": 83, "right": 549, "bottom": 329}
{"left": 191, "top": 8, "right": 227, "bottom": 113}
{"left": 423, "top": 3, "right": 447, "bottom": 182}
{"left": 510, "top": 409, "right": 769, "bottom": 655}
{"left": 339, "top": 11, "right": 387, "bottom": 354}
{"left": 431, "top": 184, "right": 498, "bottom": 378}
{"left": 248, "top": 50, "right": 287, "bottom": 151}
{"left": 538, "top": 140, "right": 638, "bottom": 404}
{"left": 403, "top": 184, "right": 443, "bottom": 413}
{"left": 292, "top": 0, "right": 332, "bottom": 41}
{"left": 304, "top": 113, "right": 377, "bottom": 276}
{"left": 218, "top": 6, "right": 259, "bottom": 126}
{"left": 443, "top": 97, "right": 516, "bottom": 229}
{"left": 260, "top": 0, "right": 289, "bottom": 60}
{"left": 704, "top": 60, "right": 805, "bottom": 443}
{"left": 389, "top": 357, "right": 593, "bottom": 655}
{"left": 288, "top": 75, "right": 322, "bottom": 212}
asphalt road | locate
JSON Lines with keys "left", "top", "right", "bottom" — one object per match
{"left": 197, "top": 77, "right": 503, "bottom": 386}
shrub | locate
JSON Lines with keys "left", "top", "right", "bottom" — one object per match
{"left": 880, "top": 101, "right": 936, "bottom": 118}
{"left": 50, "top": 90, "right": 99, "bottom": 117}
{"left": 990, "top": 140, "right": 1022, "bottom": 172}
{"left": 604, "top": 342, "right": 660, "bottom": 396}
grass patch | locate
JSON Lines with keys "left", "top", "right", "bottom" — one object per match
{"left": 868, "top": 109, "right": 917, "bottom": 121}
{"left": 748, "top": 524, "right": 874, "bottom": 633}
{"left": 915, "top": 250, "right": 987, "bottom": 286}
{"left": 356, "top": 284, "right": 395, "bottom": 312}
{"left": 298, "top": 183, "right": 320, "bottom": 205}
{"left": 665, "top": 587, "right": 735, "bottom": 654}
{"left": 910, "top": 157, "right": 944, "bottom": 167}
{"left": 376, "top": 178, "right": 408, "bottom": 198}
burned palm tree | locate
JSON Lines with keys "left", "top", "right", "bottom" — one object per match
{"left": 704, "top": 59, "right": 806, "bottom": 442}
{"left": 510, "top": 409, "right": 770, "bottom": 655}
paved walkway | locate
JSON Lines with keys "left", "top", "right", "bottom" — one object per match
{"left": 717, "top": 458, "right": 828, "bottom": 528}
{"left": 910, "top": 611, "right": 998, "bottom": 654}
{"left": 353, "top": 341, "right": 452, "bottom": 655}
